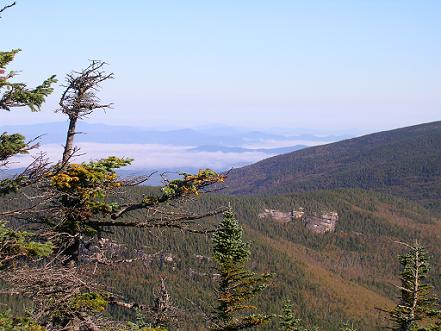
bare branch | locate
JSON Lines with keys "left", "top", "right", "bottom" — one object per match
{"left": 88, "top": 207, "right": 226, "bottom": 233}
{"left": 0, "top": 1, "right": 15, "bottom": 17}
{"left": 58, "top": 60, "right": 113, "bottom": 164}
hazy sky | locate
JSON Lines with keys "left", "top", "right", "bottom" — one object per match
{"left": 1, "top": 0, "right": 440, "bottom": 133}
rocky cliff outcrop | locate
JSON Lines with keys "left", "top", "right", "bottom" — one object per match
{"left": 259, "top": 208, "right": 338, "bottom": 234}
{"left": 303, "top": 212, "right": 338, "bottom": 234}
{"left": 258, "top": 208, "right": 304, "bottom": 222}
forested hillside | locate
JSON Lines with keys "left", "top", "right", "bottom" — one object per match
{"left": 15, "top": 187, "right": 433, "bottom": 331}
{"left": 225, "top": 121, "right": 441, "bottom": 211}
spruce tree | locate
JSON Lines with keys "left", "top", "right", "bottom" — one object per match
{"left": 389, "top": 241, "right": 441, "bottom": 331}
{"left": 278, "top": 300, "right": 323, "bottom": 331}
{"left": 211, "top": 207, "right": 271, "bottom": 330}
{"left": 278, "top": 301, "right": 307, "bottom": 331}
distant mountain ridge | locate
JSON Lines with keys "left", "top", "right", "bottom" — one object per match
{"left": 187, "top": 144, "right": 306, "bottom": 154}
{"left": 225, "top": 121, "right": 441, "bottom": 211}
{"left": 0, "top": 122, "right": 348, "bottom": 146}
{"left": 1, "top": 122, "right": 345, "bottom": 172}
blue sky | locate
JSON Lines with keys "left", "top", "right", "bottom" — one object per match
{"left": 1, "top": 0, "right": 440, "bottom": 133}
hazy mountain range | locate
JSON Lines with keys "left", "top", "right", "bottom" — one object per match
{"left": 1, "top": 122, "right": 349, "bottom": 173}
{"left": 0, "top": 122, "right": 350, "bottom": 146}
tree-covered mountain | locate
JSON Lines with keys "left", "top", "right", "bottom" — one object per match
{"left": 2, "top": 185, "right": 440, "bottom": 330}
{"left": 106, "top": 189, "right": 441, "bottom": 330}
{"left": 225, "top": 121, "right": 441, "bottom": 211}
{"left": 28, "top": 187, "right": 437, "bottom": 331}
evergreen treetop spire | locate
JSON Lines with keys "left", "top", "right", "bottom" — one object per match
{"left": 212, "top": 207, "right": 250, "bottom": 267}
{"left": 211, "top": 207, "right": 272, "bottom": 331}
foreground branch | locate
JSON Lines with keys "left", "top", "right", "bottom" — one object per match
{"left": 87, "top": 207, "right": 227, "bottom": 233}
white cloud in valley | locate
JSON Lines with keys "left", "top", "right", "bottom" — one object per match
{"left": 9, "top": 143, "right": 272, "bottom": 171}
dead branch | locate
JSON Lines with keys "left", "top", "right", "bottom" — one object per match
{"left": 58, "top": 60, "right": 113, "bottom": 164}
{"left": 87, "top": 207, "right": 226, "bottom": 233}
{"left": 0, "top": 1, "right": 15, "bottom": 17}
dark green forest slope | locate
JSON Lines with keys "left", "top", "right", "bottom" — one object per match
{"left": 85, "top": 188, "right": 441, "bottom": 330}
{"left": 225, "top": 121, "right": 441, "bottom": 211}
{"left": 2, "top": 186, "right": 440, "bottom": 330}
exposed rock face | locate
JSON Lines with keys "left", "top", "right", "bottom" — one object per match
{"left": 258, "top": 208, "right": 304, "bottom": 222}
{"left": 259, "top": 208, "right": 338, "bottom": 234}
{"left": 303, "top": 212, "right": 338, "bottom": 234}
{"left": 194, "top": 254, "right": 211, "bottom": 262}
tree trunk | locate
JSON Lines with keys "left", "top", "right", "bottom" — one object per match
{"left": 63, "top": 235, "right": 80, "bottom": 266}
{"left": 62, "top": 115, "right": 78, "bottom": 164}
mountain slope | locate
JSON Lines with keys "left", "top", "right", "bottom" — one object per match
{"left": 2, "top": 187, "right": 440, "bottom": 330}
{"left": 225, "top": 121, "right": 441, "bottom": 210}
{"left": 101, "top": 188, "right": 441, "bottom": 330}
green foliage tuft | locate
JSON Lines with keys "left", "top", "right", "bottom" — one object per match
{"left": 0, "top": 222, "right": 54, "bottom": 268}
{"left": 0, "top": 75, "right": 57, "bottom": 112}
{"left": 160, "top": 169, "right": 224, "bottom": 200}
{"left": 50, "top": 156, "right": 131, "bottom": 221}
{"left": 0, "top": 133, "right": 27, "bottom": 161}
{"left": 0, "top": 49, "right": 57, "bottom": 112}
{"left": 69, "top": 292, "right": 108, "bottom": 313}
{"left": 0, "top": 177, "right": 26, "bottom": 196}
{"left": 0, "top": 310, "right": 45, "bottom": 331}
{"left": 0, "top": 49, "right": 21, "bottom": 68}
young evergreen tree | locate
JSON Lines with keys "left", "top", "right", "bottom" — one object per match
{"left": 211, "top": 207, "right": 272, "bottom": 331}
{"left": 389, "top": 241, "right": 441, "bottom": 331}
{"left": 278, "top": 301, "right": 307, "bottom": 331}
{"left": 339, "top": 322, "right": 358, "bottom": 331}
